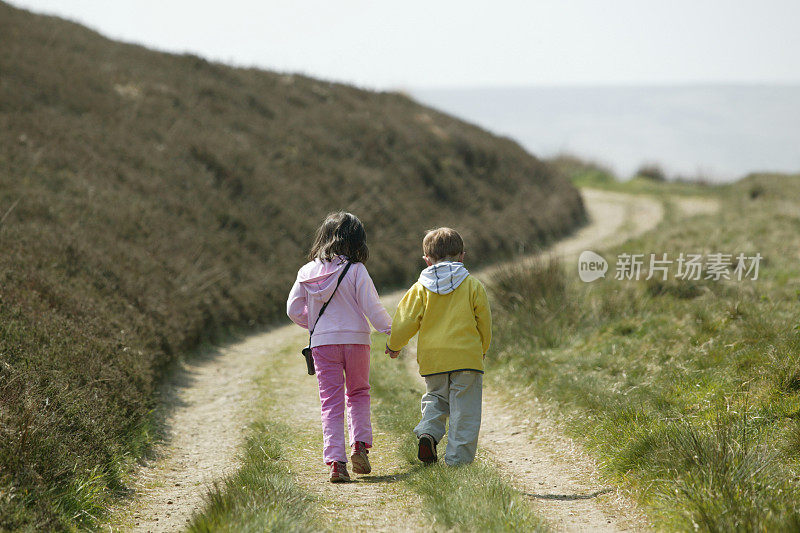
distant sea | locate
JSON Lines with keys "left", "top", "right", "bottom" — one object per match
{"left": 411, "top": 85, "right": 800, "bottom": 183}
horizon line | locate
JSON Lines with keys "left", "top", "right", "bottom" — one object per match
{"left": 404, "top": 80, "right": 800, "bottom": 93}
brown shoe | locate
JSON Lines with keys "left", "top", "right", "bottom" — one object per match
{"left": 418, "top": 434, "right": 438, "bottom": 464}
{"left": 329, "top": 461, "right": 351, "bottom": 483}
{"left": 350, "top": 441, "right": 371, "bottom": 475}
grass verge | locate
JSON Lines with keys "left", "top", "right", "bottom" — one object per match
{"left": 185, "top": 349, "right": 321, "bottom": 532}
{"left": 488, "top": 174, "right": 800, "bottom": 530}
{"left": 186, "top": 420, "right": 319, "bottom": 533}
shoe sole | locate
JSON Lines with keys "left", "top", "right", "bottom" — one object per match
{"left": 418, "top": 435, "right": 437, "bottom": 464}
{"left": 351, "top": 453, "right": 371, "bottom": 475}
{"left": 330, "top": 475, "right": 351, "bottom": 483}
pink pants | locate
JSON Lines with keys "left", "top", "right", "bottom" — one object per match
{"left": 312, "top": 344, "right": 372, "bottom": 464}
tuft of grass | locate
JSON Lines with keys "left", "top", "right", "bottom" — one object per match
{"left": 490, "top": 258, "right": 577, "bottom": 350}
{"left": 186, "top": 421, "right": 319, "bottom": 533}
{"left": 185, "top": 346, "right": 321, "bottom": 532}
{"left": 369, "top": 334, "right": 549, "bottom": 532}
{"left": 488, "top": 175, "right": 800, "bottom": 530}
{"left": 634, "top": 163, "right": 667, "bottom": 182}
{"left": 408, "top": 462, "right": 544, "bottom": 532}
{"left": 659, "top": 414, "right": 800, "bottom": 532}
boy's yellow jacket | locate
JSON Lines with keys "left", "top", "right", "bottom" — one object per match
{"left": 387, "top": 274, "right": 492, "bottom": 376}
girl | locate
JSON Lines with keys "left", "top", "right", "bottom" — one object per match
{"left": 287, "top": 212, "right": 391, "bottom": 483}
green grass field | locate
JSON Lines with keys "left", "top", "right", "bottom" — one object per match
{"left": 488, "top": 173, "right": 800, "bottom": 530}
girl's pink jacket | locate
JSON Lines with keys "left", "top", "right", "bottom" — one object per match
{"left": 287, "top": 257, "right": 391, "bottom": 348}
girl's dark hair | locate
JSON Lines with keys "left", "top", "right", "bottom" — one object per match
{"left": 308, "top": 211, "right": 369, "bottom": 263}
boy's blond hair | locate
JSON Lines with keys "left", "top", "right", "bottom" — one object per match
{"left": 423, "top": 227, "right": 464, "bottom": 262}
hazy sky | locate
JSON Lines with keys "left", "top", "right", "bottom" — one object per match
{"left": 8, "top": 0, "right": 800, "bottom": 89}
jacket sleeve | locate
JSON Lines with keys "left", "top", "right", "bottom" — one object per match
{"left": 354, "top": 264, "right": 392, "bottom": 334}
{"left": 473, "top": 279, "right": 492, "bottom": 354}
{"left": 387, "top": 284, "right": 424, "bottom": 351}
{"left": 286, "top": 279, "right": 309, "bottom": 329}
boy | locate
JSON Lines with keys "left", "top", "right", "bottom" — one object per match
{"left": 385, "top": 227, "right": 492, "bottom": 466}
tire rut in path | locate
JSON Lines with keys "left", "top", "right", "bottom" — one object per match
{"left": 263, "top": 350, "right": 427, "bottom": 532}
{"left": 117, "top": 326, "right": 301, "bottom": 532}
{"left": 481, "top": 189, "right": 662, "bottom": 531}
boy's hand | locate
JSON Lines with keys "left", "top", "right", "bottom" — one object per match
{"left": 385, "top": 343, "right": 400, "bottom": 359}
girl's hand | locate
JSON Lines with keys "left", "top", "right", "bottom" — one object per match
{"left": 385, "top": 344, "right": 400, "bottom": 359}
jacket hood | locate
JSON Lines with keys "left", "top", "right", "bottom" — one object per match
{"left": 297, "top": 257, "right": 349, "bottom": 300}
{"left": 419, "top": 261, "right": 469, "bottom": 295}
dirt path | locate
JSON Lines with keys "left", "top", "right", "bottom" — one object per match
{"left": 111, "top": 326, "right": 303, "bottom": 531}
{"left": 479, "top": 388, "right": 648, "bottom": 532}
{"left": 113, "top": 188, "right": 719, "bottom": 532}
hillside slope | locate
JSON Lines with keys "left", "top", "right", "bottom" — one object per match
{"left": 0, "top": 2, "right": 585, "bottom": 529}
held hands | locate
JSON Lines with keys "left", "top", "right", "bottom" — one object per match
{"left": 385, "top": 343, "right": 400, "bottom": 359}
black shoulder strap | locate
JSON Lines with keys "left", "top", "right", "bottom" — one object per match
{"left": 308, "top": 262, "right": 352, "bottom": 339}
